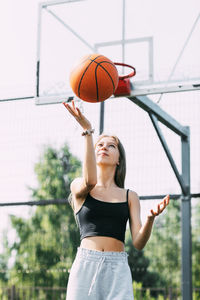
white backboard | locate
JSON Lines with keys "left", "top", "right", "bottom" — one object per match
{"left": 35, "top": 0, "right": 200, "bottom": 105}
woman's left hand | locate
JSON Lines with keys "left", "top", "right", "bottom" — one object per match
{"left": 148, "top": 195, "right": 170, "bottom": 218}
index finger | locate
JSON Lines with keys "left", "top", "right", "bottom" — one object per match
{"left": 72, "top": 100, "right": 76, "bottom": 110}
{"left": 63, "top": 102, "right": 77, "bottom": 117}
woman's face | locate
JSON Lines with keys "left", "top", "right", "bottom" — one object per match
{"left": 95, "top": 136, "right": 120, "bottom": 166}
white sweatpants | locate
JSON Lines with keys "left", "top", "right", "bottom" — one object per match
{"left": 66, "top": 247, "right": 134, "bottom": 300}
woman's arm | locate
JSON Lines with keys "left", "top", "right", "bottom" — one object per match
{"left": 82, "top": 131, "right": 97, "bottom": 188}
{"left": 128, "top": 191, "right": 170, "bottom": 250}
{"left": 63, "top": 100, "right": 97, "bottom": 199}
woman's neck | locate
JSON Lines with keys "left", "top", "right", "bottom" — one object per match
{"left": 96, "top": 165, "right": 116, "bottom": 189}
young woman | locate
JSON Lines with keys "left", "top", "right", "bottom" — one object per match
{"left": 63, "top": 100, "right": 169, "bottom": 300}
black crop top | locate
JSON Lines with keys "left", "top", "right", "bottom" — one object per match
{"left": 75, "top": 190, "right": 130, "bottom": 243}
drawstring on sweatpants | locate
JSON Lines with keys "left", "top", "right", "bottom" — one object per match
{"left": 88, "top": 256, "right": 106, "bottom": 296}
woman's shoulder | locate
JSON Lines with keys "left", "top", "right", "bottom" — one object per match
{"left": 119, "top": 187, "right": 138, "bottom": 196}
{"left": 70, "top": 177, "right": 94, "bottom": 200}
{"left": 70, "top": 177, "right": 81, "bottom": 191}
{"left": 126, "top": 189, "right": 140, "bottom": 204}
{"left": 115, "top": 187, "right": 139, "bottom": 203}
{"left": 127, "top": 189, "right": 139, "bottom": 197}
{"left": 70, "top": 177, "right": 83, "bottom": 186}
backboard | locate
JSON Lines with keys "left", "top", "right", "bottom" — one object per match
{"left": 35, "top": 0, "right": 200, "bottom": 105}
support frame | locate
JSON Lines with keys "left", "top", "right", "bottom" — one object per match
{"left": 126, "top": 94, "right": 192, "bottom": 300}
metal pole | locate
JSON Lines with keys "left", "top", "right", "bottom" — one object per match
{"left": 36, "top": 3, "right": 43, "bottom": 98}
{"left": 99, "top": 102, "right": 105, "bottom": 134}
{"left": 122, "top": 0, "right": 126, "bottom": 72}
{"left": 149, "top": 113, "right": 187, "bottom": 195}
{"left": 129, "top": 96, "right": 189, "bottom": 138}
{"left": 11, "top": 285, "right": 16, "bottom": 300}
{"left": 148, "top": 37, "right": 154, "bottom": 83}
{"left": 181, "top": 127, "right": 192, "bottom": 300}
{"left": 131, "top": 96, "right": 192, "bottom": 299}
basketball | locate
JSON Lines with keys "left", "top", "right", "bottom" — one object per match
{"left": 69, "top": 54, "right": 119, "bottom": 103}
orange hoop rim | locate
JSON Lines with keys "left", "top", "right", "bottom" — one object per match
{"left": 114, "top": 62, "right": 136, "bottom": 80}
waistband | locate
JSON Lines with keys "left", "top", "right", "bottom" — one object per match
{"left": 76, "top": 247, "right": 129, "bottom": 296}
{"left": 76, "top": 247, "right": 129, "bottom": 262}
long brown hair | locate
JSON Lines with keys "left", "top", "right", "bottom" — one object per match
{"left": 68, "top": 193, "right": 79, "bottom": 225}
{"left": 68, "top": 134, "right": 126, "bottom": 215}
{"left": 95, "top": 134, "right": 126, "bottom": 188}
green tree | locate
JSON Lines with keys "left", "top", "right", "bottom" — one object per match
{"left": 0, "top": 253, "right": 8, "bottom": 284}
{"left": 7, "top": 144, "right": 81, "bottom": 294}
{"left": 144, "top": 199, "right": 181, "bottom": 291}
{"left": 192, "top": 198, "right": 200, "bottom": 289}
{"left": 125, "top": 230, "right": 166, "bottom": 297}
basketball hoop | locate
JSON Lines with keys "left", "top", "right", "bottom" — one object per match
{"left": 114, "top": 63, "right": 136, "bottom": 96}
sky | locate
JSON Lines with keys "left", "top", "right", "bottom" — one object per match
{"left": 0, "top": 0, "right": 200, "bottom": 252}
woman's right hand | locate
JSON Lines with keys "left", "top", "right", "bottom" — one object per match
{"left": 63, "top": 100, "right": 92, "bottom": 130}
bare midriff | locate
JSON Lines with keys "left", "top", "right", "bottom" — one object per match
{"left": 80, "top": 236, "right": 125, "bottom": 252}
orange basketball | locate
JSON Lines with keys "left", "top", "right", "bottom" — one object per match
{"left": 69, "top": 54, "right": 119, "bottom": 103}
